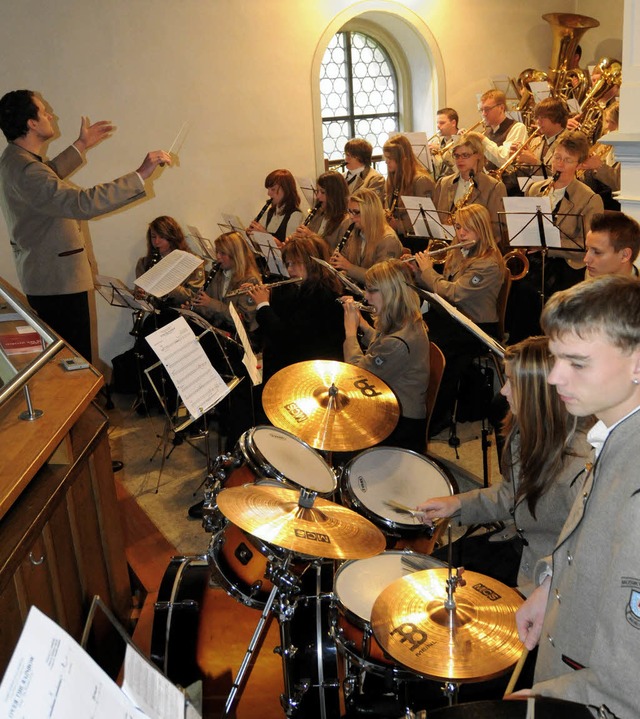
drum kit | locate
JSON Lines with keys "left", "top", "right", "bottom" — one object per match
{"left": 152, "top": 360, "right": 526, "bottom": 718}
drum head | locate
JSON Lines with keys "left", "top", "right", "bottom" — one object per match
{"left": 249, "top": 426, "right": 336, "bottom": 494}
{"left": 335, "top": 551, "right": 445, "bottom": 623}
{"left": 344, "top": 447, "right": 453, "bottom": 527}
{"left": 428, "top": 698, "right": 594, "bottom": 718}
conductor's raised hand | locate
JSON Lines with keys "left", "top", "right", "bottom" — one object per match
{"left": 74, "top": 117, "right": 115, "bottom": 153}
{"left": 136, "top": 151, "right": 173, "bottom": 179}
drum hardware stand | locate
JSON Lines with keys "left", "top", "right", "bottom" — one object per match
{"left": 223, "top": 551, "right": 302, "bottom": 718}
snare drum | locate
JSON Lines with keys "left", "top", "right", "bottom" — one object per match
{"left": 341, "top": 447, "right": 454, "bottom": 552}
{"left": 332, "top": 551, "right": 445, "bottom": 676}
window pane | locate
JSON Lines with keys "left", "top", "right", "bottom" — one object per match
{"left": 320, "top": 30, "right": 399, "bottom": 163}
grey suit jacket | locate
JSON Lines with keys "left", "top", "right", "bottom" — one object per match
{"left": 532, "top": 409, "right": 640, "bottom": 717}
{"left": 526, "top": 177, "right": 604, "bottom": 262}
{"left": 0, "top": 143, "right": 145, "bottom": 295}
{"left": 349, "top": 166, "right": 385, "bottom": 204}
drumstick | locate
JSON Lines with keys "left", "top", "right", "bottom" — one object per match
{"left": 383, "top": 499, "right": 426, "bottom": 516}
{"left": 504, "top": 647, "right": 529, "bottom": 697}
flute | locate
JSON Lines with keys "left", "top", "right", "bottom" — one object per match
{"left": 402, "top": 239, "right": 477, "bottom": 263}
{"left": 336, "top": 298, "right": 376, "bottom": 314}
{"left": 224, "top": 276, "right": 303, "bottom": 298}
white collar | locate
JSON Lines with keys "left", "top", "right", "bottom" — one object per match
{"left": 587, "top": 405, "right": 640, "bottom": 457}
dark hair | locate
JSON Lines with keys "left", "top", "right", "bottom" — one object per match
{"left": 437, "top": 107, "right": 459, "bottom": 126}
{"left": 344, "top": 138, "right": 373, "bottom": 166}
{"left": 281, "top": 236, "right": 341, "bottom": 293}
{"left": 556, "top": 130, "right": 590, "bottom": 163}
{"left": 501, "top": 336, "right": 576, "bottom": 518}
{"left": 317, "top": 171, "right": 348, "bottom": 235}
{"left": 0, "top": 90, "right": 38, "bottom": 141}
{"left": 534, "top": 97, "right": 569, "bottom": 127}
{"left": 264, "top": 169, "right": 300, "bottom": 215}
{"left": 145, "top": 215, "right": 188, "bottom": 258}
{"left": 541, "top": 275, "right": 640, "bottom": 353}
{"left": 590, "top": 211, "right": 640, "bottom": 262}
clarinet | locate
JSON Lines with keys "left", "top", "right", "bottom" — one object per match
{"left": 130, "top": 249, "right": 160, "bottom": 336}
{"left": 303, "top": 200, "right": 322, "bottom": 227}
{"left": 386, "top": 188, "right": 400, "bottom": 222}
{"left": 189, "top": 261, "right": 221, "bottom": 310}
{"left": 336, "top": 222, "right": 356, "bottom": 254}
{"left": 254, "top": 199, "right": 272, "bottom": 223}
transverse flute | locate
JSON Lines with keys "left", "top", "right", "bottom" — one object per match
{"left": 224, "top": 276, "right": 303, "bottom": 298}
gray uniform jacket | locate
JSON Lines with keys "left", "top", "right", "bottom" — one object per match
{"left": 349, "top": 166, "right": 385, "bottom": 204}
{"left": 532, "top": 408, "right": 640, "bottom": 718}
{"left": 418, "top": 253, "right": 504, "bottom": 324}
{"left": 0, "top": 143, "right": 145, "bottom": 295}
{"left": 306, "top": 210, "right": 352, "bottom": 252}
{"left": 391, "top": 174, "right": 436, "bottom": 236}
{"left": 526, "top": 177, "right": 604, "bottom": 261}
{"left": 343, "top": 320, "right": 430, "bottom": 419}
{"left": 433, "top": 172, "right": 506, "bottom": 245}
{"left": 199, "top": 269, "right": 258, "bottom": 332}
{"left": 341, "top": 228, "right": 403, "bottom": 285}
{"left": 458, "top": 429, "right": 590, "bottom": 597}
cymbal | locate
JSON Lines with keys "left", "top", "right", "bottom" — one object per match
{"left": 371, "top": 568, "right": 524, "bottom": 682}
{"left": 216, "top": 484, "right": 386, "bottom": 560}
{"left": 262, "top": 360, "right": 399, "bottom": 451}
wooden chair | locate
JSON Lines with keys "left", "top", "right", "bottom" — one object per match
{"left": 425, "top": 341, "right": 446, "bottom": 450}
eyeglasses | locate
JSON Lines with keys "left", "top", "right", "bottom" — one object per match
{"left": 364, "top": 286, "right": 380, "bottom": 293}
{"left": 480, "top": 104, "right": 498, "bottom": 114}
{"left": 347, "top": 208, "right": 361, "bottom": 216}
{"left": 452, "top": 152, "right": 475, "bottom": 160}
{"left": 552, "top": 154, "right": 578, "bottom": 165}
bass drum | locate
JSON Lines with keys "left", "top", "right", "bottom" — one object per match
{"left": 150, "top": 555, "right": 210, "bottom": 689}
{"left": 279, "top": 562, "right": 342, "bottom": 719}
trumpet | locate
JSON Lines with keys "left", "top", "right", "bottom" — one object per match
{"left": 336, "top": 298, "right": 376, "bottom": 314}
{"left": 224, "top": 276, "right": 303, "bottom": 298}
{"left": 489, "top": 128, "right": 542, "bottom": 180}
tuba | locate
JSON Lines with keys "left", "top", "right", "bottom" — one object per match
{"left": 577, "top": 57, "right": 622, "bottom": 141}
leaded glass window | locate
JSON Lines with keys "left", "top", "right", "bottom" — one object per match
{"left": 320, "top": 31, "right": 400, "bottom": 162}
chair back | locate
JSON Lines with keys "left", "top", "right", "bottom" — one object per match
{"left": 425, "top": 341, "right": 446, "bottom": 446}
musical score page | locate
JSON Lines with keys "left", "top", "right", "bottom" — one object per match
{"left": 229, "top": 303, "right": 262, "bottom": 386}
{"left": 135, "top": 250, "right": 203, "bottom": 298}
{"left": 145, "top": 317, "right": 230, "bottom": 419}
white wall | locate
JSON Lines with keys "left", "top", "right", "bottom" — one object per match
{"left": 0, "top": 0, "right": 623, "bottom": 369}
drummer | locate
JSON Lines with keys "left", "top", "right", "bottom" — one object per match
{"left": 417, "top": 336, "right": 592, "bottom": 597}
{"left": 342, "top": 259, "right": 429, "bottom": 453}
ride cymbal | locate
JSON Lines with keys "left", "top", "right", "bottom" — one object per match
{"left": 216, "top": 484, "right": 386, "bottom": 560}
{"left": 371, "top": 568, "right": 524, "bottom": 682}
{"left": 262, "top": 360, "right": 399, "bottom": 451}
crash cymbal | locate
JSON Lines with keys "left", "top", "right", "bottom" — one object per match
{"left": 371, "top": 568, "right": 523, "bottom": 682}
{"left": 262, "top": 360, "right": 399, "bottom": 451}
{"left": 216, "top": 484, "right": 386, "bottom": 560}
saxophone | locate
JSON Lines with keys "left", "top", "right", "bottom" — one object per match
{"left": 454, "top": 170, "right": 476, "bottom": 211}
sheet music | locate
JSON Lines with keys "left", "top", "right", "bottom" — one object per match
{"left": 135, "top": 251, "right": 203, "bottom": 298}
{"left": 95, "top": 275, "right": 155, "bottom": 311}
{"left": 229, "top": 303, "right": 262, "bottom": 386}
{"left": 251, "top": 231, "right": 288, "bottom": 276}
{"left": 145, "top": 316, "right": 230, "bottom": 418}
{"left": 296, "top": 175, "right": 316, "bottom": 207}
{"left": 122, "top": 645, "right": 185, "bottom": 719}
{"left": 400, "top": 196, "right": 454, "bottom": 240}
{"left": 502, "top": 196, "right": 562, "bottom": 249}
{"left": 517, "top": 175, "right": 544, "bottom": 193}
{"left": 0, "top": 606, "right": 148, "bottom": 719}
{"left": 401, "top": 131, "right": 432, "bottom": 173}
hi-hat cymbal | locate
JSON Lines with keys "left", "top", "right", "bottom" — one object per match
{"left": 216, "top": 484, "right": 386, "bottom": 560}
{"left": 262, "top": 360, "right": 399, "bottom": 451}
{"left": 371, "top": 568, "right": 524, "bottom": 682}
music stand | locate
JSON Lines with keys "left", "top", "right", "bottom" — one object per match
{"left": 144, "top": 314, "right": 240, "bottom": 492}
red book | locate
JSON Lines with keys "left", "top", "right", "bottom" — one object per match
{"left": 0, "top": 331, "right": 42, "bottom": 356}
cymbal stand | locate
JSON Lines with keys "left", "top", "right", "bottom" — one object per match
{"left": 223, "top": 551, "right": 301, "bottom": 717}
{"left": 440, "top": 524, "right": 464, "bottom": 706}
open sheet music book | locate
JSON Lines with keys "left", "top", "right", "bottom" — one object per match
{"left": 135, "top": 250, "right": 203, "bottom": 299}
{"left": 0, "top": 605, "right": 200, "bottom": 719}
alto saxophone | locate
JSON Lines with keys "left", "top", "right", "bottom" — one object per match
{"left": 454, "top": 170, "right": 476, "bottom": 211}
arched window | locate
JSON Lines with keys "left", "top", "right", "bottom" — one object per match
{"left": 320, "top": 31, "right": 400, "bottom": 163}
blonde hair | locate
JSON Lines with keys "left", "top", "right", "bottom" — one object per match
{"left": 445, "top": 203, "right": 504, "bottom": 275}
{"left": 452, "top": 131, "right": 486, "bottom": 173}
{"left": 365, "top": 259, "right": 422, "bottom": 335}
{"left": 349, "top": 187, "right": 390, "bottom": 241}
{"left": 214, "top": 231, "right": 261, "bottom": 287}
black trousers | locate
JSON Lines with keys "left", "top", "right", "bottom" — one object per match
{"left": 27, "top": 291, "right": 92, "bottom": 362}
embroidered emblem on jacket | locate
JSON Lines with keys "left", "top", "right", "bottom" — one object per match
{"left": 622, "top": 577, "right": 640, "bottom": 628}
{"left": 471, "top": 274, "right": 482, "bottom": 286}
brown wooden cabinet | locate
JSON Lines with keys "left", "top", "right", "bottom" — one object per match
{"left": 0, "top": 355, "right": 131, "bottom": 677}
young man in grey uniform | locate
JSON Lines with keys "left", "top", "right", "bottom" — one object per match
{"left": 516, "top": 275, "right": 640, "bottom": 718}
